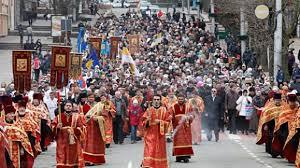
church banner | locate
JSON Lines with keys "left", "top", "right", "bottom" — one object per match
{"left": 50, "top": 46, "right": 72, "bottom": 89}
{"left": 128, "top": 35, "right": 140, "bottom": 55}
{"left": 69, "top": 52, "right": 82, "bottom": 80}
{"left": 89, "top": 37, "right": 102, "bottom": 58}
{"left": 12, "top": 50, "right": 33, "bottom": 93}
{"left": 110, "top": 36, "right": 120, "bottom": 60}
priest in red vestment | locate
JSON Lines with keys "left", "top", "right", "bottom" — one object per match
{"left": 272, "top": 92, "right": 298, "bottom": 158}
{"left": 83, "top": 93, "right": 106, "bottom": 165}
{"left": 78, "top": 92, "right": 90, "bottom": 115}
{"left": 4, "top": 108, "right": 35, "bottom": 168}
{"left": 282, "top": 107, "right": 300, "bottom": 164}
{"left": 0, "top": 96, "right": 13, "bottom": 168}
{"left": 141, "top": 94, "right": 171, "bottom": 168}
{"left": 27, "top": 93, "right": 52, "bottom": 151}
{"left": 99, "top": 94, "right": 116, "bottom": 148}
{"left": 170, "top": 94, "right": 194, "bottom": 163}
{"left": 0, "top": 129, "right": 13, "bottom": 168}
{"left": 52, "top": 100, "right": 86, "bottom": 168}
{"left": 16, "top": 100, "right": 41, "bottom": 157}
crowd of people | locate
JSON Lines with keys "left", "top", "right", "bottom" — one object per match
{"left": 1, "top": 8, "right": 300, "bottom": 168}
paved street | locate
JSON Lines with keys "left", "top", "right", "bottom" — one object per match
{"left": 33, "top": 131, "right": 294, "bottom": 168}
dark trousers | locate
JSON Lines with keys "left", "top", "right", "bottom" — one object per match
{"left": 40, "top": 119, "right": 51, "bottom": 150}
{"left": 28, "top": 18, "right": 33, "bottom": 26}
{"left": 27, "top": 34, "right": 33, "bottom": 41}
{"left": 34, "top": 69, "right": 40, "bottom": 81}
{"left": 237, "top": 116, "right": 249, "bottom": 132}
{"left": 20, "top": 35, "right": 23, "bottom": 45}
{"left": 228, "top": 109, "right": 237, "bottom": 134}
{"left": 206, "top": 118, "right": 219, "bottom": 141}
{"left": 113, "top": 115, "right": 124, "bottom": 144}
{"left": 266, "top": 127, "right": 274, "bottom": 154}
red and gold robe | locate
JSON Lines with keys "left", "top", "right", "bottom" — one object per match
{"left": 283, "top": 109, "right": 300, "bottom": 163}
{"left": 272, "top": 105, "right": 297, "bottom": 157}
{"left": 256, "top": 103, "right": 282, "bottom": 145}
{"left": 15, "top": 112, "right": 41, "bottom": 157}
{"left": 296, "top": 116, "right": 300, "bottom": 168}
{"left": 130, "top": 95, "right": 144, "bottom": 106}
{"left": 0, "top": 130, "right": 12, "bottom": 168}
{"left": 141, "top": 106, "right": 171, "bottom": 168}
{"left": 161, "top": 96, "right": 177, "bottom": 136}
{"left": 5, "top": 122, "right": 34, "bottom": 168}
{"left": 52, "top": 112, "right": 86, "bottom": 168}
{"left": 162, "top": 96, "right": 177, "bottom": 111}
{"left": 171, "top": 103, "right": 194, "bottom": 157}
{"left": 27, "top": 103, "right": 53, "bottom": 147}
{"left": 102, "top": 101, "right": 116, "bottom": 144}
{"left": 83, "top": 102, "right": 106, "bottom": 164}
{"left": 80, "top": 103, "right": 91, "bottom": 115}
{"left": 189, "top": 96, "right": 205, "bottom": 144}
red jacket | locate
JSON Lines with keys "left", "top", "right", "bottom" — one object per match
{"left": 128, "top": 105, "right": 143, "bottom": 126}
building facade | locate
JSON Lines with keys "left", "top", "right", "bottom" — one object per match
{"left": 0, "top": 0, "right": 9, "bottom": 36}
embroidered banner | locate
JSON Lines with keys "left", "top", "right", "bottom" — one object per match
{"left": 12, "top": 50, "right": 32, "bottom": 93}
{"left": 69, "top": 52, "right": 82, "bottom": 80}
{"left": 127, "top": 35, "right": 140, "bottom": 55}
{"left": 89, "top": 37, "right": 102, "bottom": 58}
{"left": 50, "top": 46, "right": 72, "bottom": 89}
{"left": 110, "top": 36, "right": 120, "bottom": 60}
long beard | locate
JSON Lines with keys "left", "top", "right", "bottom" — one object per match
{"left": 65, "top": 110, "right": 72, "bottom": 114}
{"left": 18, "top": 114, "right": 25, "bottom": 117}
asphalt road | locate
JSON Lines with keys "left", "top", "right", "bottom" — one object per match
{"left": 33, "top": 131, "right": 295, "bottom": 168}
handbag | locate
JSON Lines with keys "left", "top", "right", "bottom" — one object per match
{"left": 245, "top": 101, "right": 254, "bottom": 120}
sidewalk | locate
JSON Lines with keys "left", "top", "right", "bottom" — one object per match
{"left": 0, "top": 35, "right": 77, "bottom": 50}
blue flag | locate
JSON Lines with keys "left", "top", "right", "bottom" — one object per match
{"left": 77, "top": 27, "right": 87, "bottom": 53}
{"left": 84, "top": 48, "right": 100, "bottom": 69}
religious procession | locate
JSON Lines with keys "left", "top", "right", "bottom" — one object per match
{"left": 1, "top": 0, "right": 300, "bottom": 168}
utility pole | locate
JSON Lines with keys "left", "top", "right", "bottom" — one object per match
{"left": 240, "top": 5, "right": 246, "bottom": 61}
{"left": 210, "top": 0, "right": 215, "bottom": 35}
{"left": 274, "top": 0, "right": 282, "bottom": 79}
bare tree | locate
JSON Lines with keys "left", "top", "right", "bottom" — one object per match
{"left": 214, "top": 0, "right": 300, "bottom": 77}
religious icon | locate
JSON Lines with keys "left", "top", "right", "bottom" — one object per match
{"left": 112, "top": 41, "right": 118, "bottom": 47}
{"left": 16, "top": 59, "right": 27, "bottom": 72}
{"left": 92, "top": 42, "right": 100, "bottom": 50}
{"left": 131, "top": 38, "right": 138, "bottom": 46}
{"left": 55, "top": 54, "right": 66, "bottom": 67}
{"left": 71, "top": 56, "right": 80, "bottom": 65}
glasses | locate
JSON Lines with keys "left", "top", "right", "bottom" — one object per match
{"left": 212, "top": 90, "right": 217, "bottom": 93}
{"left": 153, "top": 99, "right": 160, "bottom": 101}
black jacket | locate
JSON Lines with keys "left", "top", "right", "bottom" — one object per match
{"left": 204, "top": 95, "right": 223, "bottom": 120}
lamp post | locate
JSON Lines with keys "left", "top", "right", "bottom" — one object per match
{"left": 273, "top": 0, "right": 282, "bottom": 79}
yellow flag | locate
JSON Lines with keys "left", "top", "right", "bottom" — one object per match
{"left": 86, "top": 60, "right": 93, "bottom": 70}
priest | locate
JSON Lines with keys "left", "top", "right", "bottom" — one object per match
{"left": 52, "top": 100, "right": 86, "bottom": 168}
{"left": 141, "top": 94, "right": 171, "bottom": 168}
{"left": 83, "top": 93, "right": 106, "bottom": 165}
{"left": 170, "top": 93, "right": 194, "bottom": 163}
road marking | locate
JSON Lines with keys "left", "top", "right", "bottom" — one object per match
{"left": 227, "top": 133, "right": 273, "bottom": 168}
{"left": 127, "top": 161, "right": 133, "bottom": 168}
